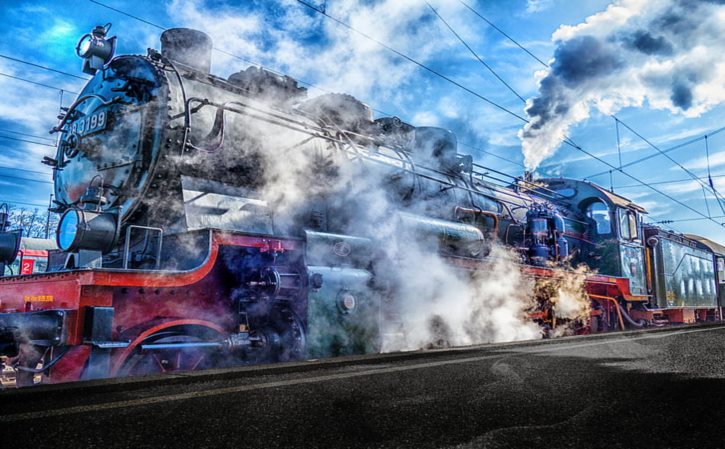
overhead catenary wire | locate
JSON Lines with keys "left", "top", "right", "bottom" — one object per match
{"left": 426, "top": 3, "right": 526, "bottom": 104}
{"left": 293, "top": 0, "right": 530, "bottom": 123}
{"left": 0, "top": 129, "right": 55, "bottom": 143}
{"left": 459, "top": 142, "right": 526, "bottom": 168}
{"left": 603, "top": 117, "right": 725, "bottom": 202}
{"left": 0, "top": 199, "right": 50, "bottom": 209}
{"left": 460, "top": 0, "right": 725, "bottom": 203}
{"left": 82, "top": 1, "right": 725, "bottom": 226}
{"left": 651, "top": 215, "right": 725, "bottom": 224}
{"left": 455, "top": 4, "right": 725, "bottom": 226}
{"left": 458, "top": 0, "right": 549, "bottom": 68}
{"left": 0, "top": 72, "right": 81, "bottom": 96}
{"left": 584, "top": 126, "right": 725, "bottom": 179}
{"left": 94, "top": 0, "right": 724, "bottom": 228}
{"left": 0, "top": 164, "right": 53, "bottom": 176}
{"left": 614, "top": 174, "right": 725, "bottom": 189}
{"left": 0, "top": 54, "right": 89, "bottom": 81}
{"left": 564, "top": 138, "right": 723, "bottom": 226}
{"left": 0, "top": 173, "right": 53, "bottom": 185}
{"left": 0, "top": 135, "right": 56, "bottom": 148}
{"left": 87, "top": 0, "right": 526, "bottom": 169}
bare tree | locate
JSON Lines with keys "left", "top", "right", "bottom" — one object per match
{"left": 7, "top": 207, "right": 58, "bottom": 239}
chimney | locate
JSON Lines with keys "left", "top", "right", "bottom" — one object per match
{"left": 160, "top": 28, "right": 213, "bottom": 74}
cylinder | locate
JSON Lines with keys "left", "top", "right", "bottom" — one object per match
{"left": 398, "top": 212, "right": 485, "bottom": 257}
{"left": 161, "top": 28, "right": 213, "bottom": 74}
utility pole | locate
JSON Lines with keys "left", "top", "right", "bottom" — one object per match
{"left": 44, "top": 193, "right": 53, "bottom": 239}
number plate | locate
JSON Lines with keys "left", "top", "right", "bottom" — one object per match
{"left": 69, "top": 109, "right": 109, "bottom": 137}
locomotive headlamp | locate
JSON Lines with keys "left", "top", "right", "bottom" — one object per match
{"left": 56, "top": 208, "right": 118, "bottom": 254}
{"left": 0, "top": 204, "right": 21, "bottom": 270}
{"left": 0, "top": 231, "right": 21, "bottom": 267}
{"left": 76, "top": 23, "right": 116, "bottom": 75}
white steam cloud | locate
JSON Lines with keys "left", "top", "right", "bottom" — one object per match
{"left": 161, "top": 1, "right": 596, "bottom": 352}
{"left": 519, "top": 0, "right": 725, "bottom": 170}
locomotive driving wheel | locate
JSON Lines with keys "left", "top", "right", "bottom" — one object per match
{"left": 116, "top": 324, "right": 225, "bottom": 377}
{"left": 265, "top": 307, "right": 306, "bottom": 363}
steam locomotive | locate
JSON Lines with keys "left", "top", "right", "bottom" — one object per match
{"left": 0, "top": 26, "right": 722, "bottom": 387}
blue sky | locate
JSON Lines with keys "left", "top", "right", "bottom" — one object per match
{"left": 0, "top": 0, "right": 723, "bottom": 242}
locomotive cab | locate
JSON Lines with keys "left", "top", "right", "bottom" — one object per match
{"left": 537, "top": 179, "right": 648, "bottom": 299}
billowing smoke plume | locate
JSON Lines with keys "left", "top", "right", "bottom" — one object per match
{"left": 519, "top": 0, "right": 725, "bottom": 170}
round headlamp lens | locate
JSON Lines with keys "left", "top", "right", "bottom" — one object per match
{"left": 57, "top": 209, "right": 79, "bottom": 251}
{"left": 77, "top": 35, "right": 93, "bottom": 57}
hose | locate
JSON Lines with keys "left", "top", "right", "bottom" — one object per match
{"left": 617, "top": 303, "right": 647, "bottom": 328}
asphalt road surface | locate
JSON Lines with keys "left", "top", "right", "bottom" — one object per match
{"left": 2, "top": 324, "right": 725, "bottom": 449}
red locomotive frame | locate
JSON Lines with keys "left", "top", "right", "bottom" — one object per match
{"left": 0, "top": 227, "right": 675, "bottom": 386}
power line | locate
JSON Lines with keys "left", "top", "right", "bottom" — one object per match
{"left": 458, "top": 0, "right": 725, "bottom": 221}
{"left": 465, "top": 2, "right": 724, "bottom": 198}
{"left": 0, "top": 54, "right": 88, "bottom": 81}
{"left": 88, "top": 0, "right": 721, "bottom": 227}
{"left": 0, "top": 72, "right": 80, "bottom": 95}
{"left": 652, "top": 215, "right": 725, "bottom": 224}
{"left": 0, "top": 129, "right": 55, "bottom": 143}
{"left": 425, "top": 3, "right": 723, "bottom": 226}
{"left": 300, "top": 0, "right": 721, "bottom": 226}
{"left": 0, "top": 173, "right": 53, "bottom": 185}
{"left": 606, "top": 117, "right": 725, "bottom": 201}
{"left": 0, "top": 164, "right": 52, "bottom": 176}
{"left": 88, "top": 0, "right": 165, "bottom": 30}
{"left": 584, "top": 126, "right": 725, "bottom": 178}
{"left": 87, "top": 0, "right": 525, "bottom": 172}
{"left": 111, "top": 0, "right": 716, "bottom": 226}
{"left": 0, "top": 199, "right": 49, "bottom": 209}
{"left": 88, "top": 0, "right": 328, "bottom": 95}
{"left": 95, "top": 0, "right": 529, "bottom": 124}
{"left": 426, "top": 3, "right": 525, "bottom": 104}
{"left": 0, "top": 135, "right": 56, "bottom": 148}
{"left": 614, "top": 174, "right": 725, "bottom": 189}
{"left": 459, "top": 142, "right": 525, "bottom": 168}
{"left": 294, "top": 0, "right": 529, "bottom": 123}
{"left": 458, "top": 0, "right": 549, "bottom": 68}
{"left": 565, "top": 138, "right": 723, "bottom": 227}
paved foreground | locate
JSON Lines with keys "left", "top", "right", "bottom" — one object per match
{"left": 2, "top": 325, "right": 725, "bottom": 448}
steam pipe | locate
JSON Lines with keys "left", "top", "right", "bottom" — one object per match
{"left": 178, "top": 97, "right": 542, "bottom": 211}
{"left": 454, "top": 206, "right": 500, "bottom": 237}
{"left": 140, "top": 342, "right": 223, "bottom": 350}
{"left": 588, "top": 294, "right": 625, "bottom": 331}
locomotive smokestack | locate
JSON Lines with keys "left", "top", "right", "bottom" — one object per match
{"left": 160, "top": 28, "right": 213, "bottom": 74}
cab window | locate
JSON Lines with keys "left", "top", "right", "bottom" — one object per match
{"left": 586, "top": 201, "right": 611, "bottom": 235}
{"left": 618, "top": 208, "right": 638, "bottom": 241}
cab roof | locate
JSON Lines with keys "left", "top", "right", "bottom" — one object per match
{"left": 536, "top": 178, "right": 647, "bottom": 214}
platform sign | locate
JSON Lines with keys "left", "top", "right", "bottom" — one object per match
{"left": 21, "top": 258, "right": 35, "bottom": 275}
